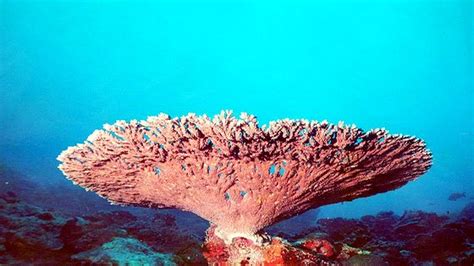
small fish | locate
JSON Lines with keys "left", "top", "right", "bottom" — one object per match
{"left": 448, "top": 192, "right": 466, "bottom": 201}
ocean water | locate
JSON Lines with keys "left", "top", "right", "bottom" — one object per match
{"left": 0, "top": 0, "right": 472, "bottom": 262}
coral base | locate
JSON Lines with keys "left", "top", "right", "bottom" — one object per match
{"left": 202, "top": 226, "right": 338, "bottom": 265}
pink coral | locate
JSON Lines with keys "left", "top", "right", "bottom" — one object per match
{"left": 58, "top": 111, "right": 431, "bottom": 246}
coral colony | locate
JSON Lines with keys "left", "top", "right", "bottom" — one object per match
{"left": 58, "top": 111, "right": 432, "bottom": 264}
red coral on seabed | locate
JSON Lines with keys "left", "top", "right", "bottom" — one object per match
{"left": 58, "top": 111, "right": 432, "bottom": 264}
{"left": 203, "top": 226, "right": 334, "bottom": 265}
{"left": 300, "top": 239, "right": 335, "bottom": 258}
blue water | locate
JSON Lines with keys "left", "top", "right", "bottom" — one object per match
{"left": 0, "top": 0, "right": 472, "bottom": 219}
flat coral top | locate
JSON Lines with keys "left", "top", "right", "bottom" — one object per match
{"left": 62, "top": 110, "right": 429, "bottom": 161}
{"left": 58, "top": 111, "right": 432, "bottom": 233}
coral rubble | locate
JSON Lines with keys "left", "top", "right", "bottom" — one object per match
{"left": 71, "top": 237, "right": 175, "bottom": 265}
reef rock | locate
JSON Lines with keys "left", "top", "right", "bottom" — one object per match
{"left": 460, "top": 201, "right": 474, "bottom": 221}
{"left": 71, "top": 237, "right": 176, "bottom": 265}
{"left": 1, "top": 189, "right": 474, "bottom": 264}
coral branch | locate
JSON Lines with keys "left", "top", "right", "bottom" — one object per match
{"left": 58, "top": 111, "right": 432, "bottom": 243}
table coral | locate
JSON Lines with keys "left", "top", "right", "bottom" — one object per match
{"left": 58, "top": 111, "right": 432, "bottom": 264}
